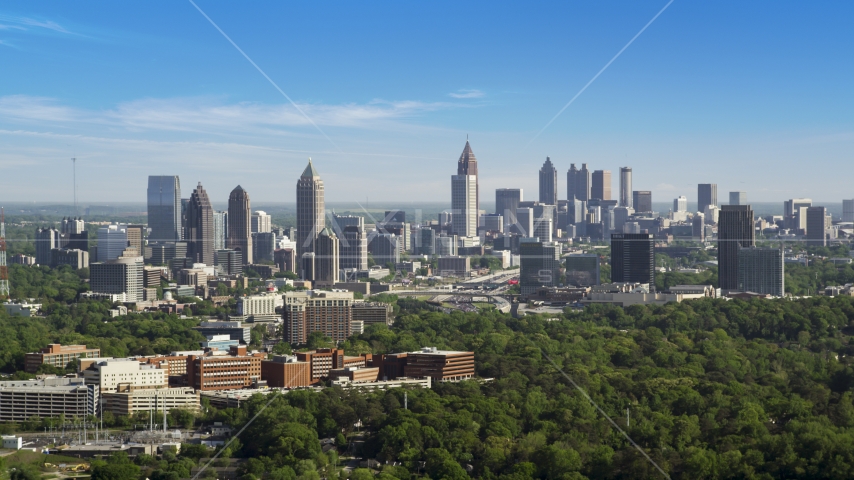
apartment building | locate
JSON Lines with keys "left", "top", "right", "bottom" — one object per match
{"left": 283, "top": 290, "right": 354, "bottom": 345}
{"left": 351, "top": 302, "right": 394, "bottom": 327}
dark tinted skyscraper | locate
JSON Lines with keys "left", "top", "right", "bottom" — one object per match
{"left": 297, "top": 159, "right": 325, "bottom": 258}
{"left": 495, "top": 188, "right": 522, "bottom": 231}
{"left": 698, "top": 184, "right": 718, "bottom": 215}
{"left": 567, "top": 164, "right": 579, "bottom": 201}
{"left": 228, "top": 185, "right": 253, "bottom": 265}
{"left": 185, "top": 182, "right": 214, "bottom": 266}
{"left": 806, "top": 206, "right": 827, "bottom": 246}
{"left": 539, "top": 157, "right": 557, "bottom": 205}
{"left": 633, "top": 191, "right": 652, "bottom": 213}
{"left": 611, "top": 233, "right": 654, "bottom": 287}
{"left": 577, "top": 163, "right": 590, "bottom": 201}
{"left": 717, "top": 205, "right": 754, "bottom": 291}
{"left": 147, "top": 176, "right": 181, "bottom": 242}
{"left": 591, "top": 170, "right": 611, "bottom": 201}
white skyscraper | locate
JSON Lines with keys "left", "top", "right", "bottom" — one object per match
{"left": 674, "top": 196, "right": 688, "bottom": 212}
{"left": 97, "top": 225, "right": 129, "bottom": 262}
{"left": 451, "top": 141, "right": 479, "bottom": 238}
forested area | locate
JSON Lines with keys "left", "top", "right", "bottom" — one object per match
{"left": 133, "top": 295, "right": 854, "bottom": 480}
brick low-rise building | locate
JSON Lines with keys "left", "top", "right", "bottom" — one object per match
{"left": 402, "top": 348, "right": 475, "bottom": 382}
{"left": 187, "top": 346, "right": 265, "bottom": 391}
{"left": 25, "top": 344, "right": 101, "bottom": 374}
{"left": 260, "top": 356, "right": 311, "bottom": 388}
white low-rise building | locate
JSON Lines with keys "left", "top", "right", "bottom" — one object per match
{"left": 82, "top": 359, "right": 167, "bottom": 393}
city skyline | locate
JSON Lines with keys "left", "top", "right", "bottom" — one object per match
{"left": 2, "top": 2, "right": 854, "bottom": 202}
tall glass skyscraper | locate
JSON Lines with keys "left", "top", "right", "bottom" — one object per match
{"left": 297, "top": 159, "right": 325, "bottom": 259}
{"left": 147, "top": 176, "right": 181, "bottom": 242}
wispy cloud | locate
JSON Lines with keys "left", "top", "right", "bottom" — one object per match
{"left": 0, "top": 95, "right": 468, "bottom": 134}
{"left": 448, "top": 89, "right": 485, "bottom": 99}
{"left": 0, "top": 14, "right": 73, "bottom": 34}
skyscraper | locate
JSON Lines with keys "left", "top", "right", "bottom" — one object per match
{"left": 35, "top": 227, "right": 59, "bottom": 265}
{"left": 451, "top": 141, "right": 478, "bottom": 238}
{"left": 297, "top": 159, "right": 325, "bottom": 258}
{"left": 591, "top": 170, "right": 611, "bottom": 201}
{"left": 495, "top": 188, "right": 522, "bottom": 233}
{"left": 577, "top": 163, "right": 591, "bottom": 201}
{"left": 717, "top": 205, "right": 754, "bottom": 291}
{"left": 228, "top": 186, "right": 253, "bottom": 265}
{"left": 729, "top": 191, "right": 746, "bottom": 206}
{"left": 806, "top": 206, "right": 827, "bottom": 246}
{"left": 340, "top": 225, "right": 368, "bottom": 270}
{"left": 567, "top": 164, "right": 579, "bottom": 201}
{"left": 185, "top": 182, "right": 214, "bottom": 266}
{"left": 539, "top": 157, "right": 557, "bottom": 205}
{"left": 738, "top": 247, "right": 784, "bottom": 296}
{"left": 314, "top": 228, "right": 340, "bottom": 287}
{"left": 147, "top": 176, "right": 182, "bottom": 242}
{"left": 251, "top": 211, "right": 272, "bottom": 234}
{"left": 519, "top": 240, "right": 561, "bottom": 294}
{"left": 610, "top": 233, "right": 654, "bottom": 287}
{"left": 674, "top": 196, "right": 688, "bottom": 212}
{"left": 633, "top": 191, "right": 652, "bottom": 213}
{"left": 213, "top": 211, "right": 227, "bottom": 251}
{"left": 619, "top": 167, "right": 632, "bottom": 208}
{"left": 698, "top": 184, "right": 717, "bottom": 215}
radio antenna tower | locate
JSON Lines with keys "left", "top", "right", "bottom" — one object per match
{"left": 0, "top": 207, "right": 9, "bottom": 298}
{"left": 72, "top": 157, "right": 78, "bottom": 216}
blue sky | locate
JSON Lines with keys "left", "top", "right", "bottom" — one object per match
{"left": 1, "top": 1, "right": 853, "bottom": 205}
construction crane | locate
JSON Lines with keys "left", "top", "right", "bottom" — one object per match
{"left": 0, "top": 207, "right": 9, "bottom": 298}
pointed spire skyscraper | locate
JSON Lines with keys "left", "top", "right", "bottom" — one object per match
{"left": 452, "top": 141, "right": 479, "bottom": 237}
{"left": 297, "top": 158, "right": 326, "bottom": 269}
{"left": 185, "top": 182, "right": 214, "bottom": 265}
{"left": 228, "top": 185, "right": 252, "bottom": 264}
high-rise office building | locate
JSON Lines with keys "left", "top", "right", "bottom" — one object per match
{"left": 806, "top": 206, "right": 827, "bottom": 246}
{"left": 591, "top": 170, "right": 611, "bottom": 201}
{"left": 147, "top": 176, "right": 182, "bottom": 242}
{"left": 843, "top": 199, "right": 854, "bottom": 223}
{"left": 297, "top": 160, "right": 325, "bottom": 258}
{"left": 519, "top": 240, "right": 561, "bottom": 294}
{"left": 451, "top": 141, "right": 478, "bottom": 238}
{"left": 184, "top": 183, "right": 214, "bottom": 266}
{"left": 251, "top": 211, "right": 272, "bottom": 234}
{"left": 717, "top": 205, "right": 754, "bottom": 291}
{"left": 674, "top": 196, "right": 687, "bottom": 212}
{"left": 61, "top": 217, "right": 85, "bottom": 235}
{"left": 567, "top": 164, "right": 579, "bottom": 201}
{"left": 698, "top": 184, "right": 717, "bottom": 215}
{"left": 738, "top": 247, "right": 784, "bottom": 296}
{"left": 619, "top": 167, "right": 632, "bottom": 208}
{"left": 215, "top": 249, "right": 243, "bottom": 275}
{"left": 784, "top": 198, "right": 812, "bottom": 217}
{"left": 539, "top": 157, "right": 558, "bottom": 205}
{"left": 90, "top": 252, "right": 144, "bottom": 302}
{"left": 315, "top": 228, "right": 340, "bottom": 286}
{"left": 515, "top": 208, "right": 534, "bottom": 237}
{"left": 368, "top": 233, "right": 400, "bottom": 266}
{"left": 416, "top": 227, "right": 436, "bottom": 256}
{"left": 283, "top": 291, "right": 354, "bottom": 345}
{"left": 633, "top": 191, "right": 652, "bottom": 213}
{"left": 228, "top": 186, "right": 253, "bottom": 265}
{"left": 577, "top": 163, "right": 591, "bottom": 201}
{"left": 496, "top": 188, "right": 522, "bottom": 233}
{"left": 341, "top": 225, "right": 368, "bottom": 270}
{"left": 96, "top": 225, "right": 128, "bottom": 262}
{"left": 610, "top": 233, "right": 654, "bottom": 287}
{"left": 35, "top": 228, "right": 59, "bottom": 265}
{"left": 565, "top": 254, "right": 601, "bottom": 286}
{"left": 213, "top": 211, "right": 227, "bottom": 251}
{"left": 252, "top": 232, "right": 276, "bottom": 263}
{"left": 692, "top": 213, "right": 705, "bottom": 241}
{"left": 729, "top": 191, "right": 746, "bottom": 206}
